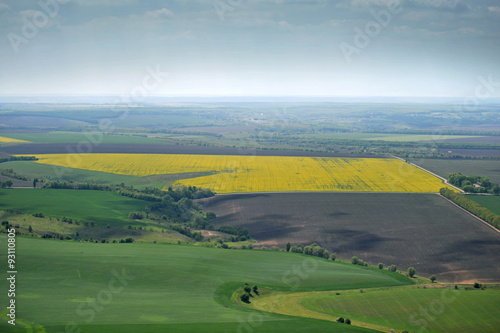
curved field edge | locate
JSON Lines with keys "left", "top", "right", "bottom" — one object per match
{"left": 0, "top": 236, "right": 411, "bottom": 333}
{"left": 1, "top": 160, "right": 212, "bottom": 189}
{"left": 250, "top": 286, "right": 500, "bottom": 333}
{"left": 20, "top": 153, "right": 454, "bottom": 193}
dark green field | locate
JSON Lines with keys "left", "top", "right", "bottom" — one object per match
{"left": 0, "top": 188, "right": 149, "bottom": 227}
{"left": 466, "top": 195, "right": 500, "bottom": 215}
{"left": 413, "top": 159, "right": 500, "bottom": 184}
{"left": 0, "top": 236, "right": 411, "bottom": 332}
{"left": 201, "top": 193, "right": 500, "bottom": 283}
{"left": 0, "top": 131, "right": 163, "bottom": 144}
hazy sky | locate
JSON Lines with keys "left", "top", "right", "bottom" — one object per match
{"left": 1, "top": 0, "right": 500, "bottom": 98}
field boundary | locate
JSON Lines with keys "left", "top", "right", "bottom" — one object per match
{"left": 390, "top": 155, "right": 464, "bottom": 193}
{"left": 438, "top": 194, "right": 500, "bottom": 235}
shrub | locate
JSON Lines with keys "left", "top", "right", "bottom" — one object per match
{"left": 240, "top": 293, "right": 250, "bottom": 303}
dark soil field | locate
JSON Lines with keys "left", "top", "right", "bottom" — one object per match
{"left": 413, "top": 159, "right": 500, "bottom": 184}
{"left": 200, "top": 192, "right": 500, "bottom": 283}
{"left": 0, "top": 143, "right": 382, "bottom": 157}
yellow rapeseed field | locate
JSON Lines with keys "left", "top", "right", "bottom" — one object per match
{"left": 0, "top": 136, "right": 30, "bottom": 143}
{"left": 27, "top": 153, "right": 452, "bottom": 193}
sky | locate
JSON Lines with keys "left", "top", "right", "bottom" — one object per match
{"left": 0, "top": 0, "right": 499, "bottom": 98}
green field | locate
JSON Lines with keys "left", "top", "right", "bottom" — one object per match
{"left": 300, "top": 132, "right": 482, "bottom": 142}
{"left": 0, "top": 236, "right": 412, "bottom": 332}
{"left": 413, "top": 159, "right": 500, "bottom": 184}
{"left": 1, "top": 131, "right": 163, "bottom": 144}
{"left": 0, "top": 188, "right": 149, "bottom": 227}
{"left": 466, "top": 195, "right": 500, "bottom": 215}
{"left": 299, "top": 287, "right": 500, "bottom": 333}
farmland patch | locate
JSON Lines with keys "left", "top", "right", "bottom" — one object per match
{"left": 200, "top": 192, "right": 500, "bottom": 283}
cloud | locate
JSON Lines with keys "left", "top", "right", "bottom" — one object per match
{"left": 0, "top": 3, "right": 9, "bottom": 10}
{"left": 144, "top": 8, "right": 174, "bottom": 19}
{"left": 488, "top": 6, "right": 500, "bottom": 14}
{"left": 406, "top": 0, "right": 470, "bottom": 12}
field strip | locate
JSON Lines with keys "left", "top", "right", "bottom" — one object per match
{"left": 251, "top": 290, "right": 393, "bottom": 332}
{"left": 24, "top": 153, "right": 456, "bottom": 193}
{"left": 438, "top": 194, "right": 500, "bottom": 235}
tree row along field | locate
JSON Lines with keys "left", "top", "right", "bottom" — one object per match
{"left": 21, "top": 154, "right": 454, "bottom": 193}
{"left": 200, "top": 193, "right": 500, "bottom": 283}
{"left": 0, "top": 236, "right": 408, "bottom": 333}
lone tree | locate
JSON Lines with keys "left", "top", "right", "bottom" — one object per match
{"left": 329, "top": 253, "right": 337, "bottom": 261}
{"left": 493, "top": 185, "right": 500, "bottom": 196}
{"left": 2, "top": 180, "right": 13, "bottom": 188}
{"left": 286, "top": 242, "right": 291, "bottom": 252}
{"left": 388, "top": 264, "right": 397, "bottom": 272}
{"left": 33, "top": 178, "right": 38, "bottom": 188}
{"left": 430, "top": 275, "right": 437, "bottom": 283}
{"left": 336, "top": 317, "right": 344, "bottom": 323}
{"left": 240, "top": 293, "right": 250, "bottom": 303}
{"left": 252, "top": 285, "right": 259, "bottom": 295}
{"left": 407, "top": 267, "right": 416, "bottom": 278}
{"left": 345, "top": 318, "right": 351, "bottom": 325}
{"left": 351, "top": 256, "right": 359, "bottom": 265}
{"left": 378, "top": 263, "right": 384, "bottom": 269}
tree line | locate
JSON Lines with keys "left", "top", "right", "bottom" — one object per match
{"left": 0, "top": 156, "right": 38, "bottom": 164}
{"left": 440, "top": 188, "right": 500, "bottom": 229}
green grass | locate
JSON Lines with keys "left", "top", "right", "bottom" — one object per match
{"left": 0, "top": 188, "right": 149, "bottom": 227}
{"left": 0, "top": 237, "right": 411, "bottom": 332}
{"left": 301, "top": 287, "right": 500, "bottom": 333}
{"left": 1, "top": 131, "right": 165, "bottom": 144}
{"left": 299, "top": 133, "right": 482, "bottom": 142}
{"left": 466, "top": 195, "right": 500, "bottom": 215}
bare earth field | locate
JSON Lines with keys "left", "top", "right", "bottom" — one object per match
{"left": 200, "top": 192, "right": 500, "bottom": 283}
{"left": 413, "top": 159, "right": 500, "bottom": 184}
{"left": 0, "top": 143, "right": 381, "bottom": 157}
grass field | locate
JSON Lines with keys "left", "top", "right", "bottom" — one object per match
{"left": 466, "top": 195, "right": 500, "bottom": 215}
{"left": 0, "top": 131, "right": 163, "bottom": 144}
{"left": 200, "top": 193, "right": 500, "bottom": 283}
{"left": 301, "top": 132, "right": 483, "bottom": 142}
{"left": 25, "top": 154, "right": 452, "bottom": 193}
{"left": 252, "top": 286, "right": 500, "bottom": 333}
{"left": 0, "top": 236, "right": 412, "bottom": 332}
{"left": 0, "top": 188, "right": 149, "bottom": 227}
{"left": 413, "top": 159, "right": 500, "bottom": 184}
